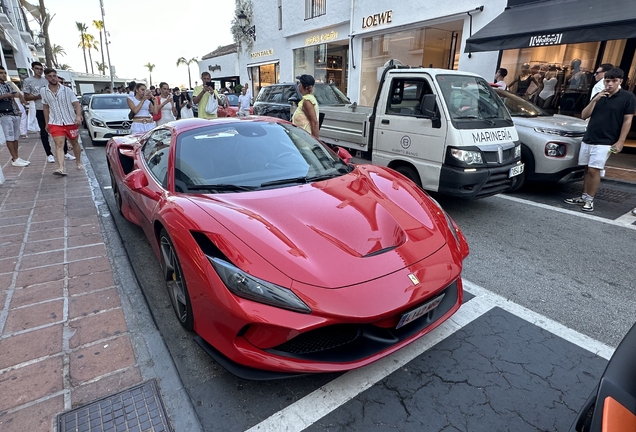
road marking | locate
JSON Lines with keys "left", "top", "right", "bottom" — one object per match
{"left": 498, "top": 194, "right": 636, "bottom": 230}
{"left": 246, "top": 280, "right": 615, "bottom": 432}
{"left": 614, "top": 209, "right": 636, "bottom": 225}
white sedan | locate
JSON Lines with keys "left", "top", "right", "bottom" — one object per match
{"left": 83, "top": 94, "right": 132, "bottom": 145}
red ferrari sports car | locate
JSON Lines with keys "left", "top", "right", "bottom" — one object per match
{"left": 106, "top": 117, "right": 469, "bottom": 379}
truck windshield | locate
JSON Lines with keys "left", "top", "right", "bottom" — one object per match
{"left": 435, "top": 75, "right": 512, "bottom": 124}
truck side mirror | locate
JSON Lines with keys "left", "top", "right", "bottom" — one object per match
{"left": 420, "top": 94, "right": 441, "bottom": 129}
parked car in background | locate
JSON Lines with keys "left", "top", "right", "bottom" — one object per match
{"left": 494, "top": 89, "right": 586, "bottom": 190}
{"left": 253, "top": 83, "right": 350, "bottom": 120}
{"left": 224, "top": 93, "right": 253, "bottom": 115}
{"left": 83, "top": 94, "right": 132, "bottom": 145}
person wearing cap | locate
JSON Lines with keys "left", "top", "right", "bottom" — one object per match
{"left": 292, "top": 74, "right": 319, "bottom": 138}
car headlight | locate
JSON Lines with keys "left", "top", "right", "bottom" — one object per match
{"left": 450, "top": 148, "right": 483, "bottom": 165}
{"left": 545, "top": 142, "right": 567, "bottom": 157}
{"left": 514, "top": 144, "right": 521, "bottom": 159}
{"left": 427, "top": 196, "right": 460, "bottom": 245}
{"left": 90, "top": 118, "right": 106, "bottom": 128}
{"left": 208, "top": 257, "right": 311, "bottom": 314}
{"left": 534, "top": 127, "right": 568, "bottom": 136}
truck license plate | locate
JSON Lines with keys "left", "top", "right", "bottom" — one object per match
{"left": 509, "top": 164, "right": 524, "bottom": 178}
{"left": 396, "top": 293, "right": 445, "bottom": 329}
{"left": 117, "top": 129, "right": 130, "bottom": 135}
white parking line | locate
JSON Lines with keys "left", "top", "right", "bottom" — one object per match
{"left": 246, "top": 280, "right": 614, "bottom": 432}
{"left": 497, "top": 194, "right": 636, "bottom": 230}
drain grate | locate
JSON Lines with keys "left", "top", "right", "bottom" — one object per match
{"left": 561, "top": 183, "right": 634, "bottom": 203}
{"left": 57, "top": 379, "right": 172, "bottom": 432}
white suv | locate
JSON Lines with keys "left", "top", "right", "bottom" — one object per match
{"left": 84, "top": 94, "right": 132, "bottom": 145}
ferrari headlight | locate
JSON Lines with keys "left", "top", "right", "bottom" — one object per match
{"left": 90, "top": 118, "right": 106, "bottom": 128}
{"left": 450, "top": 148, "right": 483, "bottom": 165}
{"left": 209, "top": 257, "right": 311, "bottom": 314}
{"left": 428, "top": 197, "right": 460, "bottom": 245}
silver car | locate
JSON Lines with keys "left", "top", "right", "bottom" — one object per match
{"left": 83, "top": 94, "right": 132, "bottom": 146}
{"left": 495, "top": 89, "right": 587, "bottom": 190}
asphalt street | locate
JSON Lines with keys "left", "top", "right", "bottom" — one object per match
{"left": 81, "top": 129, "right": 636, "bottom": 432}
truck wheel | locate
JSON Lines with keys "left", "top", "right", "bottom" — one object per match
{"left": 509, "top": 145, "right": 532, "bottom": 192}
{"left": 395, "top": 166, "right": 422, "bottom": 187}
{"left": 508, "top": 164, "right": 526, "bottom": 192}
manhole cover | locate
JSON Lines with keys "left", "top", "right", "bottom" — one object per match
{"left": 57, "top": 379, "right": 172, "bottom": 432}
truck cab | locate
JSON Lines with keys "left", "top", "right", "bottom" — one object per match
{"left": 320, "top": 66, "right": 524, "bottom": 198}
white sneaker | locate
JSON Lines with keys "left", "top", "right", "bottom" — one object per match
{"left": 17, "top": 158, "right": 30, "bottom": 165}
{"left": 11, "top": 158, "right": 29, "bottom": 167}
{"left": 47, "top": 155, "right": 55, "bottom": 163}
{"left": 64, "top": 153, "right": 76, "bottom": 161}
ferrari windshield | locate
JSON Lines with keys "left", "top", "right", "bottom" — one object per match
{"left": 494, "top": 89, "right": 550, "bottom": 117}
{"left": 174, "top": 120, "right": 350, "bottom": 193}
{"left": 436, "top": 75, "right": 512, "bottom": 124}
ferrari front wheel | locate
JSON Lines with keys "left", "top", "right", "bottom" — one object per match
{"left": 159, "top": 229, "right": 194, "bottom": 331}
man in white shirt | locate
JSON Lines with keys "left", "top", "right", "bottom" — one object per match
{"left": 494, "top": 68, "right": 508, "bottom": 90}
{"left": 590, "top": 63, "right": 613, "bottom": 100}
{"left": 41, "top": 68, "right": 83, "bottom": 176}
{"left": 244, "top": 82, "right": 253, "bottom": 103}
{"left": 237, "top": 86, "right": 251, "bottom": 117}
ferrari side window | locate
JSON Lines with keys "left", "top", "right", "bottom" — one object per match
{"left": 144, "top": 129, "right": 172, "bottom": 188}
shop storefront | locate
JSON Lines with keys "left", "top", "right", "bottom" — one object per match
{"left": 358, "top": 18, "right": 463, "bottom": 105}
{"left": 466, "top": 0, "right": 636, "bottom": 119}
{"left": 292, "top": 26, "right": 349, "bottom": 95}
{"left": 247, "top": 49, "right": 279, "bottom": 96}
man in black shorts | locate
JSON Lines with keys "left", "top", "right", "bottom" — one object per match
{"left": 565, "top": 68, "right": 635, "bottom": 212}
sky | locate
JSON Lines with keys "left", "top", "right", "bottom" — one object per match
{"left": 34, "top": 0, "right": 236, "bottom": 87}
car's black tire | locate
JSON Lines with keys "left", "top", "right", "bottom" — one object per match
{"left": 108, "top": 165, "right": 123, "bottom": 215}
{"left": 394, "top": 165, "right": 422, "bottom": 187}
{"left": 509, "top": 145, "right": 532, "bottom": 192}
{"left": 159, "top": 229, "right": 194, "bottom": 331}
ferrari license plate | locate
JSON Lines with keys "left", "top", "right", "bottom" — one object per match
{"left": 396, "top": 293, "right": 445, "bottom": 329}
{"left": 509, "top": 164, "right": 525, "bottom": 178}
{"left": 117, "top": 129, "right": 130, "bottom": 135}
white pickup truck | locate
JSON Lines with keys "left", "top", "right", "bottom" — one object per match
{"left": 319, "top": 65, "right": 525, "bottom": 198}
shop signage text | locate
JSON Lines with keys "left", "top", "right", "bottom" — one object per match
{"left": 208, "top": 64, "right": 221, "bottom": 72}
{"left": 251, "top": 49, "right": 274, "bottom": 59}
{"left": 529, "top": 33, "right": 563, "bottom": 47}
{"left": 305, "top": 31, "right": 339, "bottom": 46}
{"left": 362, "top": 10, "right": 393, "bottom": 29}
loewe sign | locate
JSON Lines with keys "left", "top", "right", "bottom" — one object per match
{"left": 362, "top": 10, "right": 393, "bottom": 28}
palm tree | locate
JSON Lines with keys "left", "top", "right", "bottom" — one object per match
{"left": 75, "top": 22, "right": 88, "bottom": 73}
{"left": 51, "top": 44, "right": 66, "bottom": 68}
{"left": 144, "top": 63, "right": 156, "bottom": 86}
{"left": 95, "top": 61, "right": 108, "bottom": 74}
{"left": 79, "top": 33, "right": 99, "bottom": 74}
{"left": 58, "top": 64, "right": 72, "bottom": 70}
{"left": 176, "top": 57, "right": 198, "bottom": 90}
{"left": 93, "top": 20, "right": 106, "bottom": 74}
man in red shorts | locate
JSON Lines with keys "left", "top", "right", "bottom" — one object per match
{"left": 41, "top": 68, "right": 83, "bottom": 175}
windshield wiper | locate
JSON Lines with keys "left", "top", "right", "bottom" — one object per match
{"left": 453, "top": 115, "right": 480, "bottom": 119}
{"left": 186, "top": 184, "right": 258, "bottom": 192}
{"left": 260, "top": 173, "right": 339, "bottom": 187}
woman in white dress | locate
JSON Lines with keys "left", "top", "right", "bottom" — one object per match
{"left": 156, "top": 82, "right": 177, "bottom": 126}
{"left": 127, "top": 83, "right": 158, "bottom": 134}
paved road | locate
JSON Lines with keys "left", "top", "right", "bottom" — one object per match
{"left": 81, "top": 131, "right": 636, "bottom": 431}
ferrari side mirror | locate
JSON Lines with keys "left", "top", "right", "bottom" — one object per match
{"left": 336, "top": 147, "right": 353, "bottom": 164}
{"left": 124, "top": 170, "right": 159, "bottom": 199}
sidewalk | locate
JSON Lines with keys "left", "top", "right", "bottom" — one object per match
{"left": 605, "top": 148, "right": 636, "bottom": 183}
{"left": 0, "top": 136, "right": 198, "bottom": 432}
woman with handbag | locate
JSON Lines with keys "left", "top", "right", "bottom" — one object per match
{"left": 127, "top": 83, "right": 158, "bottom": 134}
{"left": 179, "top": 90, "right": 194, "bottom": 119}
{"left": 156, "top": 82, "right": 177, "bottom": 126}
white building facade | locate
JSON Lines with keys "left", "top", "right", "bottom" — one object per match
{"left": 0, "top": 0, "right": 40, "bottom": 82}
{"left": 233, "top": 0, "right": 506, "bottom": 102}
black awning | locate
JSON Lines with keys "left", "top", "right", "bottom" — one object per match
{"left": 465, "top": 0, "right": 636, "bottom": 53}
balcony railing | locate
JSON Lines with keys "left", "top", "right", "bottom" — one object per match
{"left": 305, "top": 0, "right": 326, "bottom": 20}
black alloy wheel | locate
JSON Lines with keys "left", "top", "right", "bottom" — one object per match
{"left": 108, "top": 165, "right": 123, "bottom": 215}
{"left": 160, "top": 229, "right": 194, "bottom": 331}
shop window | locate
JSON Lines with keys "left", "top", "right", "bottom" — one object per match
{"left": 386, "top": 79, "right": 432, "bottom": 117}
{"left": 305, "top": 0, "right": 326, "bottom": 19}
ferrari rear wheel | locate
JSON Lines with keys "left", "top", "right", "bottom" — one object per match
{"left": 108, "top": 165, "right": 123, "bottom": 215}
{"left": 160, "top": 229, "right": 194, "bottom": 331}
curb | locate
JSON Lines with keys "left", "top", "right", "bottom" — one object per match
{"left": 82, "top": 147, "right": 203, "bottom": 432}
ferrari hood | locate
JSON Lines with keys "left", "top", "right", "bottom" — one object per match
{"left": 189, "top": 166, "right": 448, "bottom": 288}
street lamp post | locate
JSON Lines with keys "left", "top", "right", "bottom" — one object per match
{"left": 99, "top": 0, "right": 114, "bottom": 92}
